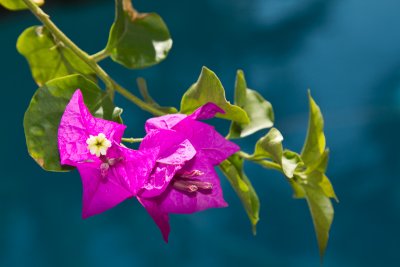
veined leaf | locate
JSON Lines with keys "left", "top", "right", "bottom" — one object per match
{"left": 219, "top": 154, "right": 259, "bottom": 234}
{"left": 0, "top": 0, "right": 43, "bottom": 10}
{"left": 17, "top": 26, "right": 95, "bottom": 86}
{"left": 24, "top": 74, "right": 122, "bottom": 171}
{"left": 106, "top": 0, "right": 172, "bottom": 69}
{"left": 180, "top": 67, "right": 249, "bottom": 124}
{"left": 228, "top": 70, "right": 274, "bottom": 138}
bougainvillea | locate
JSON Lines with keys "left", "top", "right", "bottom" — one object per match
{"left": 137, "top": 103, "right": 240, "bottom": 241}
{"left": 5, "top": 0, "right": 337, "bottom": 261}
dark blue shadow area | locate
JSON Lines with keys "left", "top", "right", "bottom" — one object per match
{"left": 1, "top": 0, "right": 400, "bottom": 266}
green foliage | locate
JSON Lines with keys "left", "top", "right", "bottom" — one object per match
{"left": 10, "top": 0, "right": 336, "bottom": 260}
{"left": 0, "top": 0, "right": 43, "bottom": 10}
{"left": 106, "top": 0, "right": 172, "bottom": 69}
{"left": 250, "top": 92, "right": 336, "bottom": 259}
{"left": 228, "top": 70, "right": 274, "bottom": 139}
{"left": 219, "top": 154, "right": 260, "bottom": 234}
{"left": 180, "top": 67, "right": 249, "bottom": 124}
{"left": 301, "top": 91, "right": 327, "bottom": 169}
{"left": 24, "top": 75, "right": 122, "bottom": 171}
{"left": 17, "top": 26, "right": 95, "bottom": 86}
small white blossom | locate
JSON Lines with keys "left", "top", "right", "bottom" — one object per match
{"left": 86, "top": 133, "right": 112, "bottom": 157}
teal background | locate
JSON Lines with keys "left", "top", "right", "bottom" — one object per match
{"left": 1, "top": 0, "right": 400, "bottom": 266}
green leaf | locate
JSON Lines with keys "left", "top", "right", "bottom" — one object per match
{"left": 253, "top": 128, "right": 301, "bottom": 178}
{"left": 0, "top": 0, "right": 43, "bottom": 10}
{"left": 17, "top": 26, "right": 95, "bottom": 86}
{"left": 180, "top": 67, "right": 249, "bottom": 124}
{"left": 24, "top": 74, "right": 122, "bottom": 171}
{"left": 228, "top": 70, "right": 274, "bottom": 138}
{"left": 301, "top": 91, "right": 326, "bottom": 168}
{"left": 303, "top": 171, "right": 334, "bottom": 260}
{"left": 136, "top": 77, "right": 178, "bottom": 113}
{"left": 219, "top": 154, "right": 259, "bottom": 234}
{"left": 106, "top": 0, "right": 172, "bottom": 69}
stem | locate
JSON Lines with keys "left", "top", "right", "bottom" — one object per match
{"left": 237, "top": 151, "right": 282, "bottom": 171}
{"left": 90, "top": 49, "right": 110, "bottom": 62}
{"left": 121, "top": 137, "right": 144, "bottom": 143}
{"left": 22, "top": 0, "right": 167, "bottom": 117}
{"left": 113, "top": 82, "right": 165, "bottom": 116}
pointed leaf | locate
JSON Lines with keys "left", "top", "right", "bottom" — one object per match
{"left": 24, "top": 74, "right": 122, "bottom": 171}
{"left": 219, "top": 154, "right": 259, "bottom": 234}
{"left": 301, "top": 91, "right": 326, "bottom": 167}
{"left": 228, "top": 70, "right": 274, "bottom": 138}
{"left": 0, "top": 0, "right": 43, "bottom": 10}
{"left": 303, "top": 171, "right": 334, "bottom": 260}
{"left": 253, "top": 128, "right": 301, "bottom": 178}
{"left": 254, "top": 127, "right": 283, "bottom": 162}
{"left": 181, "top": 67, "right": 249, "bottom": 124}
{"left": 106, "top": 0, "right": 172, "bottom": 69}
{"left": 17, "top": 26, "right": 95, "bottom": 86}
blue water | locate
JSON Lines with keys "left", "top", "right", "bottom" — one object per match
{"left": 1, "top": 0, "right": 399, "bottom": 266}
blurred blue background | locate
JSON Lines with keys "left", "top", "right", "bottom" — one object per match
{"left": 1, "top": 0, "right": 400, "bottom": 266}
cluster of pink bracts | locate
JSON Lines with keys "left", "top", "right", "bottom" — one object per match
{"left": 58, "top": 90, "right": 239, "bottom": 241}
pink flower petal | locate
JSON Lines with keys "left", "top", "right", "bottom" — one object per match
{"left": 158, "top": 153, "right": 228, "bottom": 214}
{"left": 173, "top": 119, "right": 240, "bottom": 165}
{"left": 145, "top": 114, "right": 186, "bottom": 132}
{"left": 139, "top": 129, "right": 196, "bottom": 198}
{"left": 58, "top": 90, "right": 126, "bottom": 166}
{"left": 77, "top": 161, "right": 132, "bottom": 219}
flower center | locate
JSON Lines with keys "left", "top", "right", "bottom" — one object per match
{"left": 172, "top": 170, "right": 213, "bottom": 193}
{"left": 86, "top": 133, "right": 112, "bottom": 157}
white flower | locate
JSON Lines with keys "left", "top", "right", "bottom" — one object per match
{"left": 86, "top": 133, "right": 112, "bottom": 157}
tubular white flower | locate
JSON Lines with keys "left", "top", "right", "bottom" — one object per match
{"left": 86, "top": 133, "right": 112, "bottom": 157}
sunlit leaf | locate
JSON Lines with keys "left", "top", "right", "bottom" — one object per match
{"left": 219, "top": 154, "right": 259, "bottom": 234}
{"left": 181, "top": 67, "right": 249, "bottom": 124}
{"left": 228, "top": 70, "right": 274, "bottom": 138}
{"left": 253, "top": 128, "right": 300, "bottom": 178}
{"left": 301, "top": 91, "right": 326, "bottom": 168}
{"left": 24, "top": 74, "right": 122, "bottom": 171}
{"left": 17, "top": 26, "right": 95, "bottom": 86}
{"left": 0, "top": 0, "right": 43, "bottom": 10}
{"left": 106, "top": 0, "right": 172, "bottom": 69}
{"left": 303, "top": 171, "right": 334, "bottom": 260}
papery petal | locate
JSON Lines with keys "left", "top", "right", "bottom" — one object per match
{"left": 58, "top": 90, "right": 126, "bottom": 166}
{"left": 173, "top": 119, "right": 240, "bottom": 165}
{"left": 157, "top": 153, "right": 228, "bottom": 214}
{"left": 77, "top": 161, "right": 132, "bottom": 219}
{"left": 138, "top": 197, "right": 170, "bottom": 242}
{"left": 139, "top": 129, "right": 196, "bottom": 198}
{"left": 187, "top": 102, "right": 225, "bottom": 120}
{"left": 106, "top": 143, "right": 159, "bottom": 196}
{"left": 145, "top": 114, "right": 186, "bottom": 132}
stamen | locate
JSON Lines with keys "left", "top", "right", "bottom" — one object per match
{"left": 173, "top": 180, "right": 198, "bottom": 193}
{"left": 179, "top": 170, "right": 204, "bottom": 179}
{"left": 100, "top": 162, "right": 109, "bottom": 180}
{"left": 190, "top": 180, "right": 213, "bottom": 190}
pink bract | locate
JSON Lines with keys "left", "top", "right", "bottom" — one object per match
{"left": 57, "top": 90, "right": 156, "bottom": 218}
{"left": 138, "top": 103, "right": 240, "bottom": 242}
{"left": 58, "top": 90, "right": 126, "bottom": 167}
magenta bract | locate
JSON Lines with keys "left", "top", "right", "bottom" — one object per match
{"left": 58, "top": 90, "right": 156, "bottom": 218}
{"left": 138, "top": 103, "right": 240, "bottom": 242}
